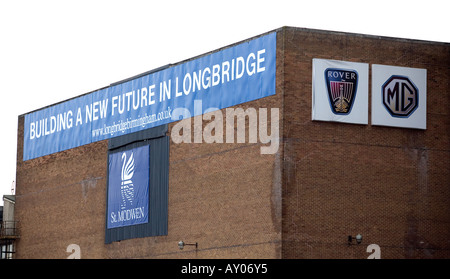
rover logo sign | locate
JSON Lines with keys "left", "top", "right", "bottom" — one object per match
{"left": 382, "top": 75, "right": 418, "bottom": 117}
{"left": 325, "top": 68, "right": 358, "bottom": 114}
{"left": 107, "top": 145, "right": 149, "bottom": 229}
{"left": 312, "top": 59, "right": 369, "bottom": 125}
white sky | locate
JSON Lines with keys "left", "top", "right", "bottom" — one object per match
{"left": 0, "top": 0, "right": 448, "bottom": 205}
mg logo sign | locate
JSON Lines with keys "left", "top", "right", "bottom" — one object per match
{"left": 382, "top": 75, "right": 418, "bottom": 117}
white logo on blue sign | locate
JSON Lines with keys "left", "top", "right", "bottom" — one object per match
{"left": 120, "top": 151, "right": 135, "bottom": 210}
{"left": 107, "top": 145, "right": 149, "bottom": 229}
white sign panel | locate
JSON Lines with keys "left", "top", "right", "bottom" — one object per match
{"left": 372, "top": 65, "right": 427, "bottom": 129}
{"left": 312, "top": 59, "right": 369, "bottom": 124}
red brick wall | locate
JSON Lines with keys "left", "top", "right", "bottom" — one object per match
{"left": 14, "top": 32, "right": 284, "bottom": 259}
{"left": 281, "top": 27, "right": 450, "bottom": 259}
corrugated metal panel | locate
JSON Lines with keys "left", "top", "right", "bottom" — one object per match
{"left": 149, "top": 135, "right": 169, "bottom": 237}
{"left": 108, "top": 124, "right": 167, "bottom": 150}
{"left": 105, "top": 126, "right": 169, "bottom": 244}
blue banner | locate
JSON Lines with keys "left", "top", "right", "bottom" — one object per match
{"left": 107, "top": 145, "right": 149, "bottom": 229}
{"left": 23, "top": 32, "right": 276, "bottom": 160}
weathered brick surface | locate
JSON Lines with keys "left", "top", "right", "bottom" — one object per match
{"left": 14, "top": 31, "right": 284, "bottom": 259}
{"left": 14, "top": 27, "right": 449, "bottom": 259}
{"left": 281, "top": 27, "right": 450, "bottom": 259}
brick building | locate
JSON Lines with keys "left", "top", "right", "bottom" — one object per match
{"left": 14, "top": 27, "right": 450, "bottom": 259}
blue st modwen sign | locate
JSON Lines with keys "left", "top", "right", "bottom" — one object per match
{"left": 107, "top": 145, "right": 150, "bottom": 229}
